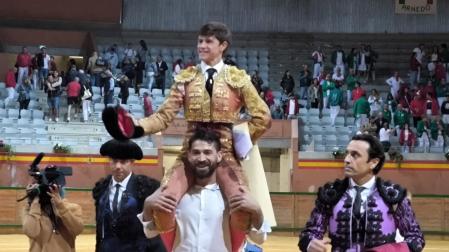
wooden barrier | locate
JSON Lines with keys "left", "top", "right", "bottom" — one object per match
{"left": 1, "top": 188, "right": 448, "bottom": 236}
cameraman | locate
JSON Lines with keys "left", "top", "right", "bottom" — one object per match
{"left": 22, "top": 181, "right": 84, "bottom": 252}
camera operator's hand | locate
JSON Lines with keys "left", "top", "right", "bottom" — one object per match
{"left": 47, "top": 185, "right": 63, "bottom": 205}
{"left": 26, "top": 183, "right": 39, "bottom": 195}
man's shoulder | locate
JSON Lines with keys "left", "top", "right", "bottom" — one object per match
{"left": 92, "top": 175, "right": 112, "bottom": 201}
{"left": 174, "top": 66, "right": 200, "bottom": 83}
{"left": 375, "top": 177, "right": 407, "bottom": 205}
{"left": 316, "top": 178, "right": 349, "bottom": 207}
{"left": 223, "top": 65, "right": 251, "bottom": 88}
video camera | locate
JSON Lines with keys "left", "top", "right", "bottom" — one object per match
{"left": 19, "top": 152, "right": 73, "bottom": 201}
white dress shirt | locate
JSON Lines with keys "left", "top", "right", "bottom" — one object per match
{"left": 348, "top": 176, "right": 376, "bottom": 215}
{"left": 138, "top": 183, "right": 269, "bottom": 252}
{"left": 109, "top": 173, "right": 132, "bottom": 211}
{"left": 200, "top": 60, "right": 224, "bottom": 81}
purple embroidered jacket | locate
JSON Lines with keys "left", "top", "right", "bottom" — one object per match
{"left": 299, "top": 177, "right": 424, "bottom": 252}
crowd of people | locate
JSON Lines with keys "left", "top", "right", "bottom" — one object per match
{"left": 252, "top": 43, "right": 449, "bottom": 154}
{"left": 3, "top": 44, "right": 161, "bottom": 123}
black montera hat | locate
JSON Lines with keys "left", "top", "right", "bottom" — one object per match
{"left": 100, "top": 139, "right": 143, "bottom": 160}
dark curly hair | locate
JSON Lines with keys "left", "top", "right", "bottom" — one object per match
{"left": 188, "top": 128, "right": 221, "bottom": 151}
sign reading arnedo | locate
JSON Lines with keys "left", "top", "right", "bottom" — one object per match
{"left": 395, "top": 0, "right": 437, "bottom": 14}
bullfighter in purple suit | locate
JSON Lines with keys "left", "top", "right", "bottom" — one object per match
{"left": 299, "top": 134, "right": 424, "bottom": 252}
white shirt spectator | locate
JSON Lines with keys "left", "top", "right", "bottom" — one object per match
{"left": 379, "top": 128, "right": 392, "bottom": 142}
{"left": 332, "top": 73, "right": 344, "bottom": 82}
{"left": 385, "top": 76, "right": 404, "bottom": 98}
{"left": 413, "top": 47, "right": 425, "bottom": 64}
{"left": 42, "top": 54, "right": 51, "bottom": 69}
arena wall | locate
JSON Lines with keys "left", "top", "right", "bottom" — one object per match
{"left": 122, "top": 0, "right": 449, "bottom": 33}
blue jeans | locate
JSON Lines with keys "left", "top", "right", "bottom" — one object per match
{"left": 47, "top": 96, "right": 60, "bottom": 109}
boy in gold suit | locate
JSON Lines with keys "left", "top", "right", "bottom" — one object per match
{"left": 102, "top": 21, "right": 271, "bottom": 252}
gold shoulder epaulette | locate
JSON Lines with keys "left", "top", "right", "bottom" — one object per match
{"left": 224, "top": 65, "right": 250, "bottom": 88}
{"left": 174, "top": 66, "right": 199, "bottom": 83}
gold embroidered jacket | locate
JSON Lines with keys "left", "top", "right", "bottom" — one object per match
{"left": 137, "top": 64, "right": 271, "bottom": 142}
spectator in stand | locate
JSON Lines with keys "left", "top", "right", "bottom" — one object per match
{"left": 328, "top": 85, "right": 343, "bottom": 126}
{"left": 285, "top": 92, "right": 299, "bottom": 119}
{"left": 307, "top": 78, "right": 320, "bottom": 109}
{"left": 357, "top": 44, "right": 368, "bottom": 80}
{"left": 413, "top": 44, "right": 426, "bottom": 83}
{"left": 321, "top": 73, "right": 335, "bottom": 109}
{"left": 154, "top": 56, "right": 168, "bottom": 96}
{"left": 105, "top": 47, "right": 119, "bottom": 75}
{"left": 37, "top": 45, "right": 51, "bottom": 90}
{"left": 66, "top": 77, "right": 82, "bottom": 122}
{"left": 66, "top": 64, "right": 78, "bottom": 84}
{"left": 374, "top": 111, "right": 389, "bottom": 134}
{"left": 345, "top": 68, "right": 358, "bottom": 105}
{"left": 423, "top": 80, "right": 436, "bottom": 98}
{"left": 385, "top": 93, "right": 397, "bottom": 114}
{"left": 435, "top": 60, "right": 446, "bottom": 84}
{"left": 80, "top": 76, "right": 93, "bottom": 123}
{"left": 271, "top": 104, "right": 284, "bottom": 119}
{"left": 362, "top": 116, "right": 378, "bottom": 137}
{"left": 425, "top": 93, "right": 439, "bottom": 117}
{"left": 379, "top": 122, "right": 393, "bottom": 152}
{"left": 251, "top": 70, "right": 264, "bottom": 94}
{"left": 280, "top": 70, "right": 295, "bottom": 95}
{"left": 16, "top": 78, "right": 32, "bottom": 117}
{"left": 311, "top": 46, "right": 325, "bottom": 78}
{"left": 136, "top": 40, "right": 148, "bottom": 95}
{"left": 346, "top": 47, "right": 357, "bottom": 72}
{"left": 399, "top": 123, "right": 416, "bottom": 153}
{"left": 172, "top": 59, "right": 183, "bottom": 79}
{"left": 331, "top": 45, "right": 346, "bottom": 76}
{"left": 410, "top": 94, "right": 425, "bottom": 127}
{"left": 143, "top": 92, "right": 153, "bottom": 117}
{"left": 351, "top": 81, "right": 364, "bottom": 102}
{"left": 260, "top": 85, "right": 274, "bottom": 108}
{"left": 385, "top": 71, "right": 404, "bottom": 99}
{"left": 298, "top": 64, "right": 312, "bottom": 99}
{"left": 440, "top": 44, "right": 449, "bottom": 80}
{"left": 124, "top": 42, "right": 137, "bottom": 63}
{"left": 429, "top": 116, "right": 443, "bottom": 144}
{"left": 366, "top": 45, "right": 378, "bottom": 82}
{"left": 397, "top": 86, "right": 412, "bottom": 110}
{"left": 331, "top": 67, "right": 344, "bottom": 88}
{"left": 394, "top": 104, "right": 410, "bottom": 136}
{"left": 49, "top": 56, "right": 57, "bottom": 74}
{"left": 435, "top": 129, "right": 445, "bottom": 148}
{"left": 87, "top": 51, "right": 99, "bottom": 87}
{"left": 102, "top": 70, "right": 115, "bottom": 106}
{"left": 4, "top": 67, "right": 17, "bottom": 108}
{"left": 16, "top": 46, "right": 32, "bottom": 85}
{"left": 409, "top": 52, "right": 420, "bottom": 87}
{"left": 416, "top": 116, "right": 431, "bottom": 152}
{"left": 382, "top": 104, "right": 392, "bottom": 125}
{"left": 441, "top": 95, "right": 449, "bottom": 133}
{"left": 145, "top": 58, "right": 157, "bottom": 92}
{"left": 353, "top": 93, "right": 370, "bottom": 129}
{"left": 368, "top": 89, "right": 383, "bottom": 117}
{"left": 118, "top": 75, "right": 130, "bottom": 104}
{"left": 46, "top": 71, "right": 62, "bottom": 122}
{"left": 436, "top": 80, "right": 447, "bottom": 108}
{"left": 427, "top": 45, "right": 439, "bottom": 77}
{"left": 122, "top": 58, "right": 136, "bottom": 93}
